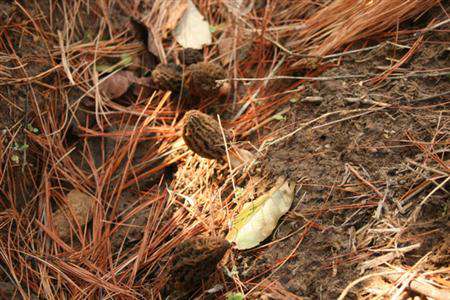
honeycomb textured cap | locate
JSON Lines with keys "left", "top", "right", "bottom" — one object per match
{"left": 178, "top": 48, "right": 204, "bottom": 66}
{"left": 185, "top": 62, "right": 226, "bottom": 98}
{"left": 181, "top": 110, "right": 232, "bottom": 160}
{"left": 169, "top": 236, "right": 230, "bottom": 291}
{"left": 151, "top": 63, "right": 184, "bottom": 93}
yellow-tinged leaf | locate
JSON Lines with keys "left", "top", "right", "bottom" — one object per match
{"left": 226, "top": 177, "right": 295, "bottom": 250}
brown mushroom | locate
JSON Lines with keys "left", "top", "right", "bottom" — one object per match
{"left": 178, "top": 48, "right": 204, "bottom": 66}
{"left": 52, "top": 190, "right": 93, "bottom": 242}
{"left": 151, "top": 63, "right": 186, "bottom": 97}
{"left": 165, "top": 236, "right": 230, "bottom": 298}
{"left": 185, "top": 62, "right": 229, "bottom": 99}
{"left": 181, "top": 110, "right": 254, "bottom": 168}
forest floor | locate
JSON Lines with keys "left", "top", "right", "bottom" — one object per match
{"left": 0, "top": 1, "right": 449, "bottom": 299}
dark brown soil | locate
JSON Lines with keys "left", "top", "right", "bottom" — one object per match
{"left": 248, "top": 32, "right": 449, "bottom": 298}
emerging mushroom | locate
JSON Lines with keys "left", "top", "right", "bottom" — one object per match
{"left": 52, "top": 190, "right": 93, "bottom": 242}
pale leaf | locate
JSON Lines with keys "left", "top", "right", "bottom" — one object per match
{"left": 173, "top": 0, "right": 212, "bottom": 49}
{"left": 163, "top": 0, "right": 189, "bottom": 35}
{"left": 226, "top": 177, "right": 295, "bottom": 250}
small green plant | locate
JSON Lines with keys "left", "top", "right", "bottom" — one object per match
{"left": 11, "top": 141, "right": 29, "bottom": 164}
{"left": 227, "top": 292, "right": 244, "bottom": 300}
{"left": 27, "top": 123, "right": 39, "bottom": 133}
{"left": 272, "top": 113, "right": 286, "bottom": 121}
{"left": 13, "top": 142, "right": 28, "bottom": 152}
{"left": 11, "top": 154, "right": 20, "bottom": 163}
{"left": 234, "top": 187, "right": 244, "bottom": 198}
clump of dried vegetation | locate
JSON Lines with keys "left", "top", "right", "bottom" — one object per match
{"left": 0, "top": 0, "right": 448, "bottom": 299}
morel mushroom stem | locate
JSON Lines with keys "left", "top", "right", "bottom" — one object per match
{"left": 181, "top": 110, "right": 254, "bottom": 168}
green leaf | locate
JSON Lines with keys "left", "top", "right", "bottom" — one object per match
{"left": 96, "top": 64, "right": 115, "bottom": 73}
{"left": 272, "top": 113, "right": 286, "bottom": 121}
{"left": 119, "top": 53, "right": 133, "bottom": 66}
{"left": 226, "top": 177, "right": 295, "bottom": 250}
{"left": 209, "top": 25, "right": 217, "bottom": 33}
{"left": 289, "top": 98, "right": 299, "bottom": 103}
{"left": 96, "top": 53, "right": 133, "bottom": 73}
{"left": 227, "top": 292, "right": 244, "bottom": 300}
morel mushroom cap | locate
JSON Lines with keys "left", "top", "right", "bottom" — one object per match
{"left": 169, "top": 237, "right": 230, "bottom": 291}
{"left": 151, "top": 63, "right": 184, "bottom": 94}
{"left": 178, "top": 48, "right": 204, "bottom": 66}
{"left": 185, "top": 62, "right": 228, "bottom": 98}
{"left": 181, "top": 110, "right": 233, "bottom": 160}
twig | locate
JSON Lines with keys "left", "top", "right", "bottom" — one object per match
{"left": 220, "top": 74, "right": 369, "bottom": 83}
{"left": 405, "top": 158, "right": 449, "bottom": 177}
{"left": 217, "top": 115, "right": 236, "bottom": 192}
{"left": 322, "top": 44, "right": 385, "bottom": 59}
{"left": 384, "top": 273, "right": 450, "bottom": 300}
{"left": 346, "top": 164, "right": 384, "bottom": 198}
{"left": 337, "top": 271, "right": 404, "bottom": 300}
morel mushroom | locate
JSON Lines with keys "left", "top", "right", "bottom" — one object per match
{"left": 181, "top": 110, "right": 254, "bottom": 167}
{"left": 178, "top": 48, "right": 204, "bottom": 66}
{"left": 166, "top": 237, "right": 230, "bottom": 297}
{"left": 182, "top": 110, "right": 232, "bottom": 160}
{"left": 185, "top": 62, "right": 230, "bottom": 98}
{"left": 151, "top": 63, "right": 186, "bottom": 97}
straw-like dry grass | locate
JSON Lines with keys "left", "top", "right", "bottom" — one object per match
{"left": 0, "top": 0, "right": 448, "bottom": 299}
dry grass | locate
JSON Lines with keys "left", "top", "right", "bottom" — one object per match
{"left": 0, "top": 0, "right": 448, "bottom": 299}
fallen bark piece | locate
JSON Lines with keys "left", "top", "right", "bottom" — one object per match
{"left": 52, "top": 190, "right": 94, "bottom": 241}
{"left": 384, "top": 273, "right": 450, "bottom": 300}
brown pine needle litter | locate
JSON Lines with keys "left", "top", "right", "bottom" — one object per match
{"left": 0, "top": 0, "right": 449, "bottom": 299}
